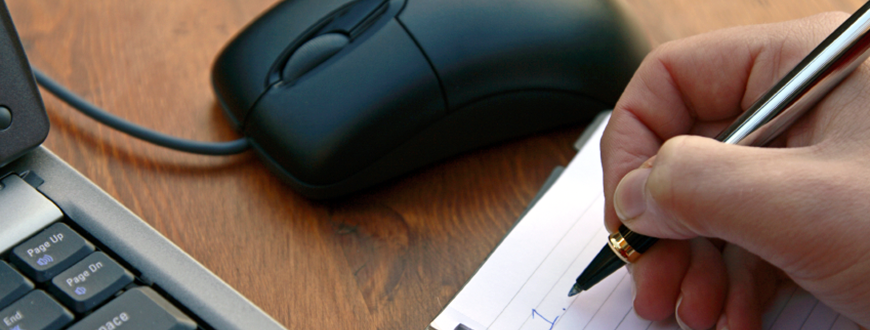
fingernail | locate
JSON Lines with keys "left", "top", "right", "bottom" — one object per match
{"left": 614, "top": 167, "right": 652, "bottom": 221}
{"left": 716, "top": 314, "right": 728, "bottom": 330}
{"left": 675, "top": 295, "right": 694, "bottom": 330}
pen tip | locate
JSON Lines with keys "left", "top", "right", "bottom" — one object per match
{"left": 569, "top": 244, "right": 627, "bottom": 297}
{"left": 568, "top": 285, "right": 581, "bottom": 297}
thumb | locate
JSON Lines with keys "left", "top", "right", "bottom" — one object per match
{"left": 612, "top": 135, "right": 844, "bottom": 264}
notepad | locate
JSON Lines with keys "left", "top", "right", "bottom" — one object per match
{"left": 428, "top": 112, "right": 858, "bottom": 330}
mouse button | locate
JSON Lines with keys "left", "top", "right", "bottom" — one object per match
{"left": 212, "top": 0, "right": 355, "bottom": 125}
{"left": 282, "top": 33, "right": 349, "bottom": 82}
{"left": 244, "top": 21, "right": 445, "bottom": 186}
{"left": 319, "top": 0, "right": 389, "bottom": 38}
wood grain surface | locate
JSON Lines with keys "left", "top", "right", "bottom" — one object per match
{"left": 4, "top": 0, "right": 864, "bottom": 328}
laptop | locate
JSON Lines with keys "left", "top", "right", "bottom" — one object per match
{"left": 0, "top": 2, "right": 286, "bottom": 329}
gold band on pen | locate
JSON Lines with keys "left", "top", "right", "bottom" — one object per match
{"left": 607, "top": 231, "right": 641, "bottom": 263}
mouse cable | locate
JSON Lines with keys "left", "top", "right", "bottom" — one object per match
{"left": 31, "top": 68, "right": 250, "bottom": 156}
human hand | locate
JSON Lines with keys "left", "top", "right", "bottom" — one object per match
{"left": 602, "top": 12, "right": 870, "bottom": 329}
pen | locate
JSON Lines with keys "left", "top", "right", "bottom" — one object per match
{"left": 569, "top": 1, "right": 870, "bottom": 297}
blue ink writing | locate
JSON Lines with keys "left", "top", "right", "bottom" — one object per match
{"left": 531, "top": 309, "right": 559, "bottom": 330}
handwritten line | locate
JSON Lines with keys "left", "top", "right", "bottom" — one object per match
{"left": 532, "top": 309, "right": 560, "bottom": 330}
{"left": 490, "top": 195, "right": 604, "bottom": 328}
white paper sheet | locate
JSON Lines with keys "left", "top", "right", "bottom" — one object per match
{"left": 429, "top": 112, "right": 858, "bottom": 330}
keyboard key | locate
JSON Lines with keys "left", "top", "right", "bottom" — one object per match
{"left": 0, "top": 290, "right": 73, "bottom": 330}
{"left": 66, "top": 287, "right": 197, "bottom": 330}
{"left": 10, "top": 223, "right": 95, "bottom": 282}
{"left": 50, "top": 252, "right": 134, "bottom": 313}
{"left": 0, "top": 175, "right": 64, "bottom": 253}
{"left": 0, "top": 261, "right": 33, "bottom": 310}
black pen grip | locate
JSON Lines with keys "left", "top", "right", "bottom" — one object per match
{"left": 618, "top": 225, "right": 658, "bottom": 254}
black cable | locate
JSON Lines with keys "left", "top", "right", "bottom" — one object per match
{"left": 31, "top": 68, "right": 250, "bottom": 155}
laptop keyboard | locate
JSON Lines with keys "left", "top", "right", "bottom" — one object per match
{"left": 0, "top": 174, "right": 199, "bottom": 330}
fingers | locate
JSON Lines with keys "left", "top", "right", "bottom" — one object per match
{"left": 602, "top": 12, "right": 850, "bottom": 232}
{"left": 632, "top": 238, "right": 728, "bottom": 328}
{"left": 631, "top": 240, "right": 781, "bottom": 329}
{"left": 717, "top": 245, "right": 782, "bottom": 330}
{"left": 675, "top": 238, "right": 728, "bottom": 330}
{"left": 631, "top": 239, "right": 690, "bottom": 320}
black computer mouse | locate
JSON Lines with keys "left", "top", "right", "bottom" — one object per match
{"left": 211, "top": 0, "right": 649, "bottom": 199}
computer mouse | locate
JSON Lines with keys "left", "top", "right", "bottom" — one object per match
{"left": 211, "top": 0, "right": 649, "bottom": 199}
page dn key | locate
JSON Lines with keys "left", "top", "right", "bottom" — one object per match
{"left": 50, "top": 252, "right": 134, "bottom": 313}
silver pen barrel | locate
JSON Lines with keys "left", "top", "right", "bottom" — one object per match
{"left": 716, "top": 2, "right": 870, "bottom": 146}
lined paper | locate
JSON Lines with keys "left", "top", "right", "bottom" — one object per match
{"left": 429, "top": 112, "right": 858, "bottom": 330}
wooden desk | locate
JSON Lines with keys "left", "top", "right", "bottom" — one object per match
{"left": 5, "top": 0, "right": 863, "bottom": 328}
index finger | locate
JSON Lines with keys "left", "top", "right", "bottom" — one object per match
{"left": 601, "top": 12, "right": 849, "bottom": 231}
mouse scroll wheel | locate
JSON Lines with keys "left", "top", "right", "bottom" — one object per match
{"left": 282, "top": 33, "right": 349, "bottom": 82}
